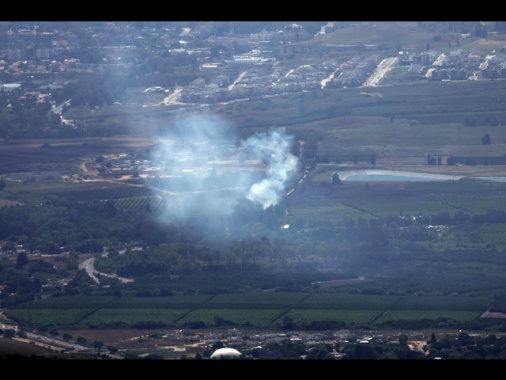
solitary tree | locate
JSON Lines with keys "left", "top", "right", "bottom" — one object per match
{"left": 399, "top": 334, "right": 409, "bottom": 348}
{"left": 77, "top": 336, "right": 87, "bottom": 345}
{"left": 332, "top": 172, "right": 342, "bottom": 185}
{"left": 93, "top": 340, "right": 104, "bottom": 352}
{"left": 16, "top": 251, "right": 28, "bottom": 269}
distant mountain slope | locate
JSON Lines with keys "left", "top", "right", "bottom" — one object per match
{"left": 299, "top": 21, "right": 506, "bottom": 56}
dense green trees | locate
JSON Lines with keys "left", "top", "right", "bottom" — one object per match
{"left": 4, "top": 187, "right": 506, "bottom": 302}
{"left": 0, "top": 201, "right": 132, "bottom": 253}
{"left": 4, "top": 171, "right": 506, "bottom": 317}
{"left": 15, "top": 251, "right": 28, "bottom": 269}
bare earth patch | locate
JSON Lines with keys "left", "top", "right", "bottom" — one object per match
{"left": 480, "top": 311, "right": 506, "bottom": 319}
{"left": 0, "top": 199, "right": 23, "bottom": 206}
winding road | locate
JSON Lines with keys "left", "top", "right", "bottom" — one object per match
{"left": 79, "top": 256, "right": 134, "bottom": 284}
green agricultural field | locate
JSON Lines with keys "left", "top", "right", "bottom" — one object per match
{"left": 176, "top": 309, "right": 284, "bottom": 328}
{"left": 76, "top": 308, "right": 189, "bottom": 328}
{"left": 5, "top": 309, "right": 92, "bottom": 327}
{"left": 374, "top": 310, "right": 483, "bottom": 324}
{"left": 341, "top": 198, "right": 457, "bottom": 217}
{"left": 289, "top": 204, "right": 368, "bottom": 223}
{"left": 3, "top": 179, "right": 152, "bottom": 204}
{"left": 450, "top": 196, "right": 506, "bottom": 214}
{"left": 392, "top": 296, "right": 494, "bottom": 311}
{"left": 204, "top": 292, "right": 309, "bottom": 308}
{"left": 113, "top": 196, "right": 167, "bottom": 211}
{"left": 5, "top": 293, "right": 500, "bottom": 332}
{"left": 297, "top": 293, "right": 402, "bottom": 310}
{"left": 107, "top": 295, "right": 213, "bottom": 308}
{"left": 287, "top": 178, "right": 506, "bottom": 228}
{"left": 474, "top": 224, "right": 506, "bottom": 248}
{"left": 13, "top": 295, "right": 117, "bottom": 309}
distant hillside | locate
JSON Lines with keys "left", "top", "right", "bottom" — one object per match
{"left": 299, "top": 21, "right": 506, "bottom": 57}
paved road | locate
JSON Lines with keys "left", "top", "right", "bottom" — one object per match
{"left": 161, "top": 87, "right": 183, "bottom": 105}
{"left": 23, "top": 331, "right": 88, "bottom": 352}
{"left": 79, "top": 257, "right": 134, "bottom": 284}
{"left": 363, "top": 57, "right": 399, "bottom": 87}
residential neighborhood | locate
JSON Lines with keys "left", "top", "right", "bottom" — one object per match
{"left": 2, "top": 21, "right": 506, "bottom": 111}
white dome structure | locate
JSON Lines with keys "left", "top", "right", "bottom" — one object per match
{"left": 210, "top": 347, "right": 242, "bottom": 359}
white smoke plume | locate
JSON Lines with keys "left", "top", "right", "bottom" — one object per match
{"left": 243, "top": 129, "right": 299, "bottom": 209}
{"left": 149, "top": 111, "right": 298, "bottom": 223}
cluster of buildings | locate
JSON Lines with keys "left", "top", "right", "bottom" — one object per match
{"left": 180, "top": 54, "right": 383, "bottom": 104}
{"left": 183, "top": 47, "right": 506, "bottom": 104}
{"left": 1, "top": 22, "right": 506, "bottom": 109}
{"left": 116, "top": 327, "right": 427, "bottom": 359}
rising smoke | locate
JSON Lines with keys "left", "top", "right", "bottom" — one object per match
{"left": 149, "top": 111, "right": 299, "bottom": 230}
{"left": 243, "top": 129, "right": 299, "bottom": 209}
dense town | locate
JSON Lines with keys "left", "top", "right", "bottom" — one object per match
{"left": 1, "top": 21, "right": 506, "bottom": 111}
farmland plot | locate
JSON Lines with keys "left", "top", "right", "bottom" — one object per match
{"left": 176, "top": 309, "right": 284, "bottom": 328}
{"left": 392, "top": 295, "right": 494, "bottom": 311}
{"left": 284, "top": 309, "right": 381, "bottom": 325}
{"left": 374, "top": 310, "right": 483, "bottom": 324}
{"left": 107, "top": 295, "right": 213, "bottom": 308}
{"left": 76, "top": 308, "right": 189, "bottom": 328}
{"left": 204, "top": 292, "right": 309, "bottom": 309}
{"left": 298, "top": 293, "right": 402, "bottom": 310}
{"left": 6, "top": 309, "right": 92, "bottom": 327}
